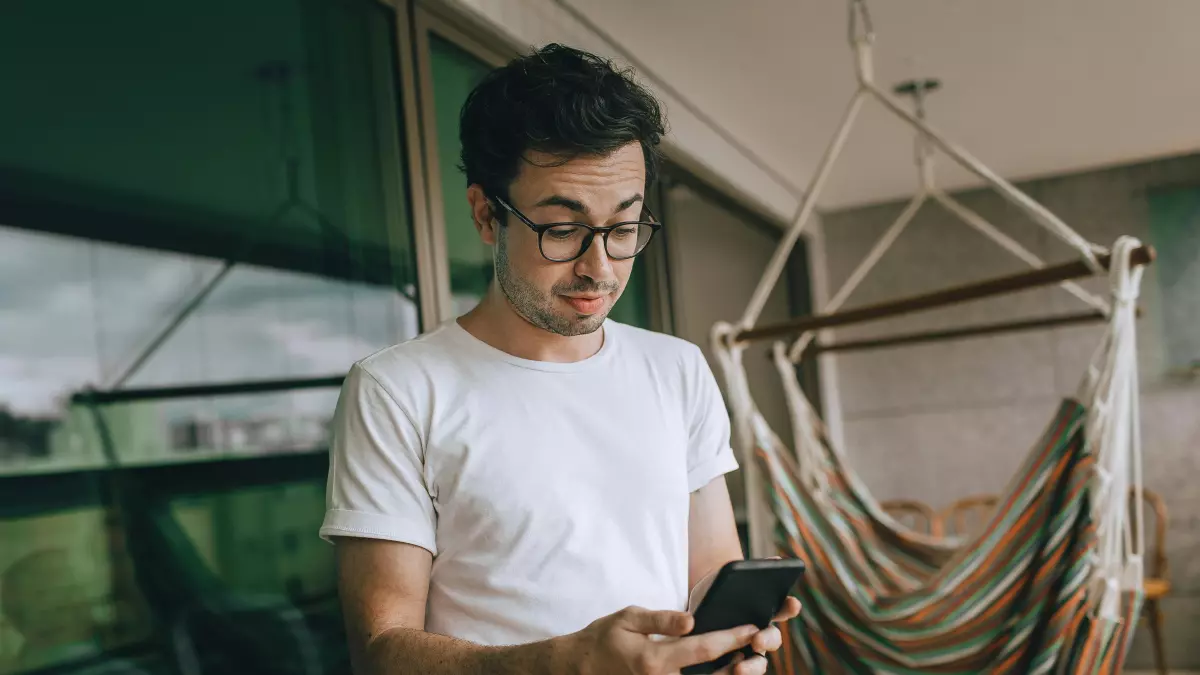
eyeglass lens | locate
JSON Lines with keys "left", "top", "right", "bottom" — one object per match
{"left": 541, "top": 223, "right": 654, "bottom": 261}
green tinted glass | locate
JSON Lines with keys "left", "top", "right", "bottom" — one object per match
{"left": 429, "top": 35, "right": 494, "bottom": 315}
{"left": 0, "top": 0, "right": 414, "bottom": 672}
{"left": 608, "top": 262, "right": 653, "bottom": 327}
{"left": 0, "top": 0, "right": 416, "bottom": 289}
{"left": 1147, "top": 187, "right": 1200, "bottom": 372}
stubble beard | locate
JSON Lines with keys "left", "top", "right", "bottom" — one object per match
{"left": 494, "top": 228, "right": 615, "bottom": 337}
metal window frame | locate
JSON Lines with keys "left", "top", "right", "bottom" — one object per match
{"left": 410, "top": 5, "right": 510, "bottom": 324}
{"left": 385, "top": 0, "right": 445, "bottom": 333}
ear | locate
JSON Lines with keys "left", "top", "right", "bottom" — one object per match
{"left": 467, "top": 184, "right": 500, "bottom": 246}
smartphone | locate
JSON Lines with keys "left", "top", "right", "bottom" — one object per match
{"left": 681, "top": 558, "right": 806, "bottom": 675}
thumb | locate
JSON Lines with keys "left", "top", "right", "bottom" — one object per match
{"left": 620, "top": 606, "right": 694, "bottom": 637}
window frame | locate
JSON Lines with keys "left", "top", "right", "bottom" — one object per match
{"left": 387, "top": 0, "right": 444, "bottom": 333}
{"left": 411, "top": 6, "right": 507, "bottom": 325}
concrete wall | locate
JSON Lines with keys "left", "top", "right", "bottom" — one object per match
{"left": 819, "top": 152, "right": 1200, "bottom": 669}
{"left": 664, "top": 181, "right": 796, "bottom": 521}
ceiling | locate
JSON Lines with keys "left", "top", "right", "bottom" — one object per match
{"left": 564, "top": 0, "right": 1200, "bottom": 212}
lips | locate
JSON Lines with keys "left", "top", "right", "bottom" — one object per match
{"left": 564, "top": 295, "right": 605, "bottom": 314}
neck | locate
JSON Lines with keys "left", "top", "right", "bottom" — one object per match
{"left": 457, "top": 285, "right": 604, "bottom": 363}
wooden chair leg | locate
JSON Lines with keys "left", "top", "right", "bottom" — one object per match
{"left": 1147, "top": 599, "right": 1168, "bottom": 675}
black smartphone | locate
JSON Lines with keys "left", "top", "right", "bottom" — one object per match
{"left": 681, "top": 558, "right": 806, "bottom": 675}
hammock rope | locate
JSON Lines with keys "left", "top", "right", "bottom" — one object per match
{"left": 712, "top": 240, "right": 1145, "bottom": 672}
{"left": 784, "top": 72, "right": 1108, "bottom": 363}
{"left": 711, "top": 2, "right": 1148, "bottom": 671}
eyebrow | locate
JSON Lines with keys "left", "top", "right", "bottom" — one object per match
{"left": 534, "top": 193, "right": 644, "bottom": 216}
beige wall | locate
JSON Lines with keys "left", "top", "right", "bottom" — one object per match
{"left": 663, "top": 181, "right": 795, "bottom": 521}
{"left": 428, "top": 0, "right": 801, "bottom": 222}
{"left": 820, "top": 152, "right": 1200, "bottom": 670}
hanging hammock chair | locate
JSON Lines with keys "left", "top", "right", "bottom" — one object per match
{"left": 710, "top": 3, "right": 1152, "bottom": 673}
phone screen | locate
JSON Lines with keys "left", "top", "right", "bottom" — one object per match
{"left": 682, "top": 558, "right": 806, "bottom": 675}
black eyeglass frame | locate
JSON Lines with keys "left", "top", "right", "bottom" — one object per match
{"left": 491, "top": 195, "right": 663, "bottom": 263}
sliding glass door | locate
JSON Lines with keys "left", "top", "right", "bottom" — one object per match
{"left": 0, "top": 0, "right": 420, "bottom": 672}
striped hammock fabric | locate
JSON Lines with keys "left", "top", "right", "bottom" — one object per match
{"left": 754, "top": 397, "right": 1144, "bottom": 674}
{"left": 711, "top": 237, "right": 1148, "bottom": 674}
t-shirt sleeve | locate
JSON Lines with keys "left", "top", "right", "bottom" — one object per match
{"left": 684, "top": 345, "right": 740, "bottom": 493}
{"left": 319, "top": 362, "right": 437, "bottom": 554}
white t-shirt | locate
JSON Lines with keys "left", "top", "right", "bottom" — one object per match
{"left": 319, "top": 319, "right": 738, "bottom": 646}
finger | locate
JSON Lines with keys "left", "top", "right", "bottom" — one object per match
{"left": 733, "top": 654, "right": 769, "bottom": 675}
{"left": 751, "top": 625, "right": 781, "bottom": 655}
{"left": 713, "top": 651, "right": 745, "bottom": 675}
{"left": 619, "top": 606, "right": 694, "bottom": 637}
{"left": 663, "top": 624, "right": 758, "bottom": 670}
{"left": 773, "top": 596, "right": 803, "bottom": 622}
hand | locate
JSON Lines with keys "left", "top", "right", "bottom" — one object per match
{"left": 688, "top": 557, "right": 805, "bottom": 674}
{"left": 716, "top": 595, "right": 803, "bottom": 675}
{"left": 566, "top": 605, "right": 759, "bottom": 675}
{"left": 734, "top": 555, "right": 805, "bottom": 672}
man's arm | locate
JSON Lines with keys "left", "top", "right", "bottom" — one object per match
{"left": 686, "top": 477, "right": 802, "bottom": 674}
{"left": 336, "top": 537, "right": 568, "bottom": 675}
{"left": 327, "top": 366, "right": 560, "bottom": 673}
{"left": 336, "top": 537, "right": 759, "bottom": 675}
{"left": 679, "top": 343, "right": 749, "bottom": 605}
{"left": 681, "top": 345, "right": 802, "bottom": 672}
{"left": 327, "top": 364, "right": 764, "bottom": 675}
{"left": 687, "top": 478, "right": 745, "bottom": 606}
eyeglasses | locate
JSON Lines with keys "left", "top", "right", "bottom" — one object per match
{"left": 491, "top": 196, "right": 662, "bottom": 263}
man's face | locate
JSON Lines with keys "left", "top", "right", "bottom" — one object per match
{"left": 491, "top": 142, "right": 646, "bottom": 336}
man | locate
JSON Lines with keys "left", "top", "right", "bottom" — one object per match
{"left": 320, "top": 43, "right": 800, "bottom": 674}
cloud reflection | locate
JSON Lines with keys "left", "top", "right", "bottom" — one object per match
{"left": 0, "top": 225, "right": 418, "bottom": 458}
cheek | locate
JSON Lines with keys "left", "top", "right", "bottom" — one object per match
{"left": 503, "top": 228, "right": 545, "bottom": 271}
{"left": 507, "top": 239, "right": 566, "bottom": 289}
{"left": 530, "top": 264, "right": 570, "bottom": 293}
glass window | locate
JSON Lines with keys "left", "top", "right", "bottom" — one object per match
{"left": 607, "top": 248, "right": 656, "bottom": 328}
{"left": 0, "top": 0, "right": 417, "bottom": 288}
{"left": 0, "top": 502, "right": 140, "bottom": 673}
{"left": 427, "top": 35, "right": 495, "bottom": 316}
{"left": 0, "top": 0, "right": 415, "bottom": 672}
{"left": 0, "top": 229, "right": 418, "bottom": 474}
{"left": 426, "top": 33, "right": 666, "bottom": 329}
{"left": 1147, "top": 186, "right": 1200, "bottom": 373}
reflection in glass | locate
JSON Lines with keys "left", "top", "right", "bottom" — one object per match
{"left": 0, "top": 227, "right": 418, "bottom": 475}
{"left": 0, "top": 508, "right": 147, "bottom": 674}
{"left": 0, "top": 0, "right": 417, "bottom": 672}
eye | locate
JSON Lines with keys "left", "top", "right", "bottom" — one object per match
{"left": 611, "top": 225, "right": 638, "bottom": 239}
{"left": 546, "top": 226, "right": 580, "bottom": 240}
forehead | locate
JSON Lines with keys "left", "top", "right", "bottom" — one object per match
{"left": 510, "top": 143, "right": 645, "bottom": 203}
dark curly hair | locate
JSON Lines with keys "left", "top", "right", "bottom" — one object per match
{"left": 459, "top": 43, "right": 667, "bottom": 204}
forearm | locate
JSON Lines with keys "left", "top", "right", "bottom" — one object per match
{"left": 361, "top": 626, "right": 574, "bottom": 675}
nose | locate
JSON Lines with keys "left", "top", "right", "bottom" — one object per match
{"left": 572, "top": 233, "right": 616, "bottom": 283}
